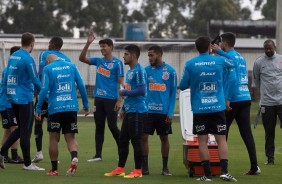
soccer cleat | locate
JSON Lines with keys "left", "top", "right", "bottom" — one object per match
{"left": 142, "top": 168, "right": 149, "bottom": 175}
{"left": 196, "top": 176, "right": 212, "bottom": 181}
{"left": 23, "top": 163, "right": 45, "bottom": 171}
{"left": 264, "top": 160, "right": 274, "bottom": 165}
{"left": 4, "top": 156, "right": 11, "bottom": 163}
{"left": 32, "top": 151, "right": 44, "bottom": 163}
{"left": 87, "top": 156, "right": 102, "bottom": 162}
{"left": 46, "top": 170, "right": 59, "bottom": 176}
{"left": 66, "top": 157, "right": 78, "bottom": 176}
{"left": 161, "top": 168, "right": 172, "bottom": 176}
{"left": 220, "top": 173, "right": 237, "bottom": 182}
{"left": 10, "top": 156, "right": 24, "bottom": 164}
{"left": 104, "top": 167, "right": 125, "bottom": 177}
{"left": 0, "top": 154, "right": 5, "bottom": 169}
{"left": 124, "top": 169, "right": 142, "bottom": 178}
{"left": 244, "top": 166, "right": 261, "bottom": 175}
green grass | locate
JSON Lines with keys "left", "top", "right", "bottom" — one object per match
{"left": 1, "top": 101, "right": 282, "bottom": 183}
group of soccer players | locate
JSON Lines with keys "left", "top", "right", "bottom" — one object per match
{"left": 0, "top": 32, "right": 177, "bottom": 179}
{"left": 0, "top": 31, "right": 261, "bottom": 182}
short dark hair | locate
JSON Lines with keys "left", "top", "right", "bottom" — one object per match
{"left": 21, "top": 32, "right": 35, "bottom": 47}
{"left": 220, "top": 32, "right": 236, "bottom": 47}
{"left": 195, "top": 36, "right": 211, "bottom": 53}
{"left": 99, "top": 39, "right": 114, "bottom": 49}
{"left": 50, "top": 37, "right": 63, "bottom": 50}
{"left": 124, "top": 44, "right": 140, "bottom": 59}
{"left": 10, "top": 46, "right": 20, "bottom": 55}
{"left": 264, "top": 39, "right": 276, "bottom": 47}
{"left": 148, "top": 45, "right": 163, "bottom": 56}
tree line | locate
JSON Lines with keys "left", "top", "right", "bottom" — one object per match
{"left": 0, "top": 0, "right": 276, "bottom": 38}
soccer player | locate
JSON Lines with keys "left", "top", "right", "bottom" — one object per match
{"left": 179, "top": 36, "right": 237, "bottom": 182}
{"left": 79, "top": 32, "right": 124, "bottom": 162}
{"left": 142, "top": 45, "right": 177, "bottom": 176}
{"left": 104, "top": 44, "right": 147, "bottom": 178}
{"left": 0, "top": 46, "right": 23, "bottom": 164}
{"left": 211, "top": 32, "right": 261, "bottom": 175}
{"left": 0, "top": 32, "right": 44, "bottom": 171}
{"left": 35, "top": 54, "right": 89, "bottom": 176}
{"left": 253, "top": 40, "right": 282, "bottom": 165}
{"left": 32, "top": 36, "right": 72, "bottom": 163}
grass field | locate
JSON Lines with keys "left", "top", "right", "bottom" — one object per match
{"left": 1, "top": 101, "right": 282, "bottom": 183}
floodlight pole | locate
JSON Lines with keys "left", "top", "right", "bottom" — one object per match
{"left": 276, "top": 0, "right": 282, "bottom": 53}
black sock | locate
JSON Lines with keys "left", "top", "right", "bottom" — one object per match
{"left": 142, "top": 156, "right": 148, "bottom": 169}
{"left": 51, "top": 160, "right": 58, "bottom": 171}
{"left": 34, "top": 124, "right": 43, "bottom": 152}
{"left": 70, "top": 151, "right": 78, "bottom": 160}
{"left": 11, "top": 149, "right": 18, "bottom": 160}
{"left": 35, "top": 137, "right": 42, "bottom": 152}
{"left": 220, "top": 159, "right": 228, "bottom": 174}
{"left": 201, "top": 160, "right": 211, "bottom": 178}
{"left": 3, "top": 149, "right": 8, "bottom": 159}
{"left": 162, "top": 156, "right": 168, "bottom": 169}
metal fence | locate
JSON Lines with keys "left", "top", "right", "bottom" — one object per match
{"left": 0, "top": 38, "right": 264, "bottom": 99}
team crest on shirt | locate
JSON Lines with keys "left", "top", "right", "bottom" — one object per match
{"left": 162, "top": 72, "right": 169, "bottom": 80}
{"left": 162, "top": 66, "right": 168, "bottom": 70}
{"left": 128, "top": 72, "right": 134, "bottom": 80}
{"left": 107, "top": 62, "right": 114, "bottom": 69}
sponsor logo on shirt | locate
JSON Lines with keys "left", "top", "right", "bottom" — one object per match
{"left": 97, "top": 67, "right": 110, "bottom": 77}
{"left": 56, "top": 94, "right": 72, "bottom": 101}
{"left": 198, "top": 105, "right": 222, "bottom": 111}
{"left": 7, "top": 88, "right": 16, "bottom": 94}
{"left": 148, "top": 76, "right": 156, "bottom": 83}
{"left": 195, "top": 61, "right": 215, "bottom": 66}
{"left": 238, "top": 64, "right": 246, "bottom": 68}
{"left": 240, "top": 75, "right": 248, "bottom": 82}
{"left": 56, "top": 82, "right": 72, "bottom": 92}
{"left": 9, "top": 66, "right": 18, "bottom": 70}
{"left": 7, "top": 75, "right": 18, "bottom": 85}
{"left": 239, "top": 85, "right": 249, "bottom": 91}
{"left": 149, "top": 83, "right": 166, "bottom": 91}
{"left": 96, "top": 88, "right": 107, "bottom": 96}
{"left": 57, "top": 74, "right": 70, "bottom": 79}
{"left": 162, "top": 72, "right": 170, "bottom": 80}
{"left": 200, "top": 72, "right": 216, "bottom": 76}
{"left": 201, "top": 96, "right": 218, "bottom": 104}
{"left": 199, "top": 82, "right": 217, "bottom": 92}
{"left": 148, "top": 103, "right": 163, "bottom": 111}
{"left": 9, "top": 56, "right": 21, "bottom": 60}
{"left": 52, "top": 66, "right": 70, "bottom": 71}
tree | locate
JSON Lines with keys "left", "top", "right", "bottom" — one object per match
{"left": 261, "top": 0, "right": 276, "bottom": 20}
{"left": 0, "top": 0, "right": 72, "bottom": 36}
{"left": 187, "top": 0, "right": 241, "bottom": 37}
{"left": 79, "top": 0, "right": 122, "bottom": 37}
{"left": 122, "top": 0, "right": 191, "bottom": 39}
